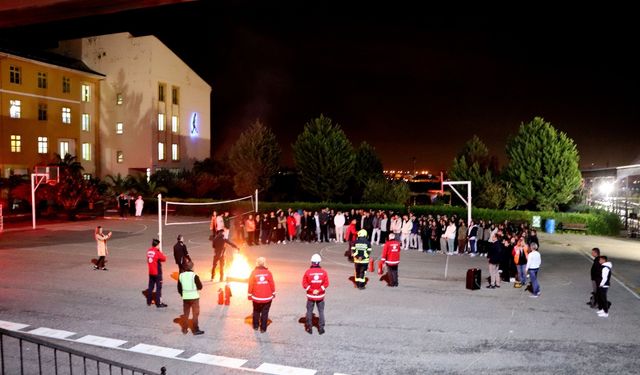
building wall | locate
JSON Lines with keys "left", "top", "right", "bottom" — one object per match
{"left": 0, "top": 53, "right": 101, "bottom": 178}
{"left": 56, "top": 32, "right": 211, "bottom": 178}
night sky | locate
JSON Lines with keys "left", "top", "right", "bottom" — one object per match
{"left": 2, "top": 3, "right": 638, "bottom": 171}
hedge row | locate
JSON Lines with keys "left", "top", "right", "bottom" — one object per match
{"left": 142, "top": 198, "right": 621, "bottom": 236}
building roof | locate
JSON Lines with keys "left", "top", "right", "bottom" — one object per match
{"left": 0, "top": 46, "right": 105, "bottom": 77}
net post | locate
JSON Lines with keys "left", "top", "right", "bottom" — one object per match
{"left": 31, "top": 174, "right": 36, "bottom": 229}
{"left": 255, "top": 189, "right": 259, "bottom": 213}
{"left": 158, "top": 193, "right": 162, "bottom": 251}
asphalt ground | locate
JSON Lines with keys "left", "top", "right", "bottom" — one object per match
{"left": 1, "top": 216, "right": 639, "bottom": 374}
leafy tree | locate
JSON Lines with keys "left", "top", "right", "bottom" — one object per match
{"left": 228, "top": 120, "right": 281, "bottom": 196}
{"left": 504, "top": 117, "right": 581, "bottom": 211}
{"left": 104, "top": 173, "right": 130, "bottom": 198}
{"left": 449, "top": 135, "right": 495, "bottom": 202}
{"left": 354, "top": 142, "right": 383, "bottom": 186}
{"left": 127, "top": 174, "right": 168, "bottom": 198}
{"left": 51, "top": 154, "right": 100, "bottom": 219}
{"left": 477, "top": 181, "right": 517, "bottom": 209}
{"left": 362, "top": 179, "right": 410, "bottom": 204}
{"left": 293, "top": 114, "right": 355, "bottom": 201}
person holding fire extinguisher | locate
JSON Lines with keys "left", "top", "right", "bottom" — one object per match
{"left": 302, "top": 254, "right": 329, "bottom": 335}
{"left": 381, "top": 233, "right": 401, "bottom": 287}
{"left": 352, "top": 229, "right": 372, "bottom": 289}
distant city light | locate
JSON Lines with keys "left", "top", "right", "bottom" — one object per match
{"left": 598, "top": 181, "right": 614, "bottom": 195}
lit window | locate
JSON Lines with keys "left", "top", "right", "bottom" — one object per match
{"left": 158, "top": 113, "right": 165, "bottom": 131}
{"left": 83, "top": 173, "right": 92, "bottom": 180}
{"left": 158, "top": 142, "right": 165, "bottom": 161}
{"left": 38, "top": 137, "right": 48, "bottom": 154}
{"left": 62, "top": 107, "right": 71, "bottom": 124}
{"left": 38, "top": 72, "right": 47, "bottom": 88}
{"left": 10, "top": 135, "right": 21, "bottom": 152}
{"left": 171, "top": 116, "right": 179, "bottom": 133}
{"left": 59, "top": 141, "right": 69, "bottom": 157}
{"left": 172, "top": 86, "right": 179, "bottom": 105}
{"left": 116, "top": 151, "right": 124, "bottom": 163}
{"left": 158, "top": 83, "right": 165, "bottom": 102}
{"left": 38, "top": 104, "right": 47, "bottom": 121}
{"left": 9, "top": 66, "right": 21, "bottom": 84}
{"left": 62, "top": 77, "right": 71, "bottom": 93}
{"left": 81, "top": 84, "right": 90, "bottom": 102}
{"left": 82, "top": 114, "right": 90, "bottom": 131}
{"left": 82, "top": 143, "right": 91, "bottom": 161}
{"left": 172, "top": 143, "right": 179, "bottom": 161}
{"left": 116, "top": 93, "right": 123, "bottom": 105}
{"left": 116, "top": 122, "right": 124, "bottom": 134}
{"left": 9, "top": 100, "right": 21, "bottom": 118}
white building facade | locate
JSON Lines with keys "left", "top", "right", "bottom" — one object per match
{"left": 55, "top": 32, "right": 211, "bottom": 178}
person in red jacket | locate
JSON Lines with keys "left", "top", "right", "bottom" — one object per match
{"left": 146, "top": 238, "right": 168, "bottom": 308}
{"left": 381, "top": 233, "right": 401, "bottom": 287}
{"left": 344, "top": 219, "right": 358, "bottom": 261}
{"left": 248, "top": 257, "right": 276, "bottom": 333}
{"left": 302, "top": 253, "right": 329, "bottom": 335}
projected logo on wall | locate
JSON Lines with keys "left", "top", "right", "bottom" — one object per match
{"left": 190, "top": 113, "right": 199, "bottom": 137}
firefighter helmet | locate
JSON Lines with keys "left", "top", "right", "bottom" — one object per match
{"left": 357, "top": 229, "right": 368, "bottom": 237}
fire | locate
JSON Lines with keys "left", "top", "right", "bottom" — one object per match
{"left": 226, "top": 252, "right": 251, "bottom": 282}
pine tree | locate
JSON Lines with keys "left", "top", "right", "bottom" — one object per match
{"left": 449, "top": 135, "right": 495, "bottom": 202}
{"left": 293, "top": 114, "right": 355, "bottom": 201}
{"left": 504, "top": 117, "right": 581, "bottom": 210}
{"left": 228, "top": 120, "right": 281, "bottom": 197}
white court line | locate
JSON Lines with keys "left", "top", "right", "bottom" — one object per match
{"left": 576, "top": 251, "right": 640, "bottom": 300}
{"left": 319, "top": 244, "right": 355, "bottom": 268}
{"left": 188, "top": 353, "right": 247, "bottom": 368}
{"left": 75, "top": 334, "right": 127, "bottom": 348}
{"left": 129, "top": 343, "right": 184, "bottom": 358}
{"left": 28, "top": 327, "right": 76, "bottom": 339}
{"left": 255, "top": 363, "right": 317, "bottom": 375}
{"left": 0, "top": 320, "right": 29, "bottom": 331}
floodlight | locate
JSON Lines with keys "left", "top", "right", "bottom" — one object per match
{"left": 598, "top": 181, "right": 614, "bottom": 195}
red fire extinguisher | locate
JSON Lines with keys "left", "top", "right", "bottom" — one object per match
{"left": 368, "top": 257, "right": 375, "bottom": 272}
{"left": 224, "top": 283, "right": 232, "bottom": 305}
{"left": 377, "top": 259, "right": 384, "bottom": 275}
{"left": 217, "top": 288, "right": 224, "bottom": 305}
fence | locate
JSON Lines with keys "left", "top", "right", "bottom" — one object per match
{"left": 0, "top": 327, "right": 164, "bottom": 375}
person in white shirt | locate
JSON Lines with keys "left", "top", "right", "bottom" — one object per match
{"left": 443, "top": 220, "right": 457, "bottom": 255}
{"left": 400, "top": 215, "right": 412, "bottom": 250}
{"left": 334, "top": 211, "right": 345, "bottom": 243}
{"left": 526, "top": 242, "right": 542, "bottom": 297}
{"left": 135, "top": 196, "right": 144, "bottom": 217}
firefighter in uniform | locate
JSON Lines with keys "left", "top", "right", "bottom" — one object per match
{"left": 177, "top": 260, "right": 204, "bottom": 335}
{"left": 302, "top": 254, "right": 329, "bottom": 335}
{"left": 351, "top": 229, "right": 372, "bottom": 289}
{"left": 248, "top": 257, "right": 276, "bottom": 332}
{"left": 381, "top": 233, "right": 401, "bottom": 287}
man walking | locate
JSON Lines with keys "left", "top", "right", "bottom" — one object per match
{"left": 178, "top": 261, "right": 204, "bottom": 335}
{"left": 146, "top": 239, "right": 167, "bottom": 307}
{"left": 173, "top": 235, "right": 190, "bottom": 274}
{"left": 211, "top": 229, "right": 240, "bottom": 282}
{"left": 381, "top": 233, "right": 401, "bottom": 287}
{"left": 596, "top": 256, "right": 613, "bottom": 318}
{"left": 248, "top": 257, "right": 276, "bottom": 333}
{"left": 351, "top": 229, "right": 372, "bottom": 290}
{"left": 302, "top": 254, "right": 329, "bottom": 335}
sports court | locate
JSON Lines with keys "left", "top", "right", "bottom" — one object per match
{"left": 1, "top": 213, "right": 639, "bottom": 374}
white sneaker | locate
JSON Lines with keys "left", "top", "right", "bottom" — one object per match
{"left": 596, "top": 310, "right": 604, "bottom": 314}
{"left": 598, "top": 312, "right": 609, "bottom": 317}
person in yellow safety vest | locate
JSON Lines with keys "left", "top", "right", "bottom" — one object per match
{"left": 177, "top": 261, "right": 204, "bottom": 335}
{"left": 351, "top": 229, "right": 372, "bottom": 289}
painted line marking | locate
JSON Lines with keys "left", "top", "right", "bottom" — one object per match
{"left": 0, "top": 320, "right": 29, "bottom": 331}
{"left": 28, "top": 327, "right": 76, "bottom": 339}
{"left": 129, "top": 343, "right": 184, "bottom": 358}
{"left": 76, "top": 334, "right": 127, "bottom": 348}
{"left": 188, "top": 353, "right": 248, "bottom": 368}
{"left": 255, "top": 362, "right": 317, "bottom": 375}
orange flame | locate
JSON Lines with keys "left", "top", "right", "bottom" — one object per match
{"left": 226, "top": 252, "right": 251, "bottom": 281}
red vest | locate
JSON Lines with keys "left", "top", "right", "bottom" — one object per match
{"left": 381, "top": 240, "right": 401, "bottom": 265}
{"left": 248, "top": 266, "right": 276, "bottom": 303}
{"left": 146, "top": 247, "right": 166, "bottom": 275}
{"left": 302, "top": 266, "right": 329, "bottom": 301}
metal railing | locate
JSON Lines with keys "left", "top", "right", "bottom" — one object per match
{"left": 0, "top": 327, "right": 165, "bottom": 375}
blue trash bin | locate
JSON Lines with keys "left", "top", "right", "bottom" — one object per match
{"left": 545, "top": 219, "right": 555, "bottom": 234}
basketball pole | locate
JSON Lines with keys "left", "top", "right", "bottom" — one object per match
{"left": 255, "top": 189, "right": 259, "bottom": 213}
{"left": 31, "top": 174, "right": 36, "bottom": 229}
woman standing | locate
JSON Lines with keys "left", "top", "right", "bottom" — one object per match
{"left": 94, "top": 226, "right": 112, "bottom": 270}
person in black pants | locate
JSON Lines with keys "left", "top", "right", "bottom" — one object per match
{"left": 173, "top": 234, "right": 190, "bottom": 274}
{"left": 596, "top": 256, "right": 613, "bottom": 318}
{"left": 587, "top": 248, "right": 601, "bottom": 308}
{"left": 211, "top": 230, "right": 239, "bottom": 282}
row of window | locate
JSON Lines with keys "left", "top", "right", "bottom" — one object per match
{"left": 157, "top": 113, "right": 180, "bottom": 132}
{"left": 9, "top": 66, "right": 91, "bottom": 100}
{"left": 9, "top": 135, "right": 92, "bottom": 161}
{"left": 158, "top": 83, "right": 179, "bottom": 105}
{"left": 9, "top": 99, "right": 76, "bottom": 125}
